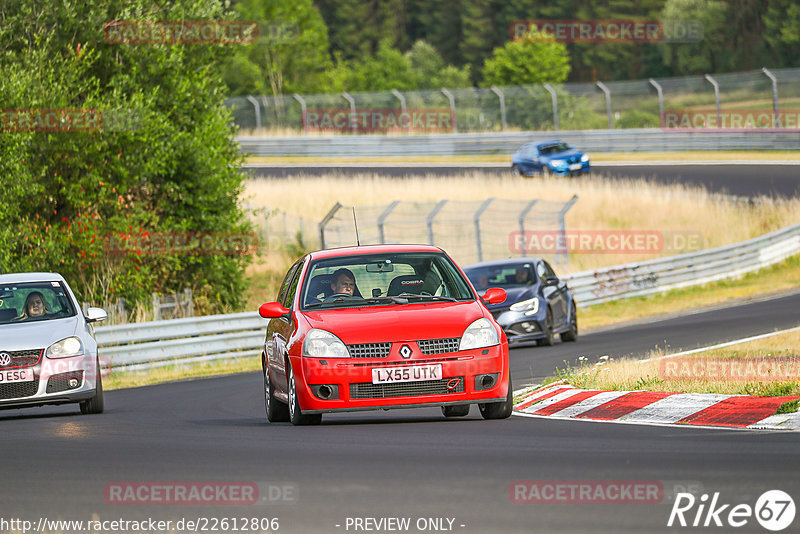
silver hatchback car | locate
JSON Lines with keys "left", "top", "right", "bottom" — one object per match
{"left": 0, "top": 273, "right": 107, "bottom": 414}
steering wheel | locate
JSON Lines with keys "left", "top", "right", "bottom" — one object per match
{"left": 325, "top": 293, "right": 354, "bottom": 301}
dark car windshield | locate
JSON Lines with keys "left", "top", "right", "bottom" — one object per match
{"left": 539, "top": 142, "right": 571, "bottom": 155}
{"left": 0, "top": 282, "right": 77, "bottom": 325}
{"left": 465, "top": 264, "right": 537, "bottom": 290}
{"left": 301, "top": 252, "right": 474, "bottom": 310}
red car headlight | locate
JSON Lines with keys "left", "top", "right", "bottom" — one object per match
{"left": 302, "top": 329, "right": 350, "bottom": 358}
{"left": 459, "top": 318, "right": 499, "bottom": 351}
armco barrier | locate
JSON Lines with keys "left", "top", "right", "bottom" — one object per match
{"left": 236, "top": 129, "right": 800, "bottom": 157}
{"left": 96, "top": 223, "right": 800, "bottom": 371}
{"left": 563, "top": 222, "right": 800, "bottom": 307}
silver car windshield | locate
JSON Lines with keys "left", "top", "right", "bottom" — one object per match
{"left": 0, "top": 282, "right": 77, "bottom": 325}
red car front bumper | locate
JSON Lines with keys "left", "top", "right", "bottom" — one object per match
{"left": 291, "top": 344, "right": 509, "bottom": 414}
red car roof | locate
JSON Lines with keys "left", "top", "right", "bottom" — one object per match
{"left": 307, "top": 244, "right": 445, "bottom": 260}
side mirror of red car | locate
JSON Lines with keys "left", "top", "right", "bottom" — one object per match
{"left": 481, "top": 287, "right": 507, "bottom": 305}
{"left": 259, "top": 302, "right": 290, "bottom": 318}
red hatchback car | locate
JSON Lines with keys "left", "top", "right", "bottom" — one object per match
{"left": 258, "top": 244, "right": 512, "bottom": 425}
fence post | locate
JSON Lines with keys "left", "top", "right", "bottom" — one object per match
{"left": 426, "top": 200, "right": 448, "bottom": 245}
{"left": 342, "top": 91, "right": 357, "bottom": 134}
{"left": 318, "top": 202, "right": 343, "bottom": 249}
{"left": 518, "top": 200, "right": 538, "bottom": 257}
{"left": 556, "top": 195, "right": 579, "bottom": 266}
{"left": 184, "top": 288, "right": 194, "bottom": 317}
{"left": 649, "top": 78, "right": 664, "bottom": 126}
{"left": 441, "top": 88, "right": 457, "bottom": 133}
{"left": 391, "top": 89, "right": 408, "bottom": 132}
{"left": 245, "top": 96, "right": 261, "bottom": 130}
{"left": 596, "top": 81, "right": 613, "bottom": 129}
{"left": 377, "top": 201, "right": 401, "bottom": 244}
{"left": 473, "top": 198, "right": 494, "bottom": 262}
{"left": 543, "top": 83, "right": 559, "bottom": 130}
{"left": 152, "top": 293, "right": 161, "bottom": 321}
{"left": 704, "top": 74, "right": 721, "bottom": 127}
{"left": 490, "top": 86, "right": 507, "bottom": 131}
{"left": 762, "top": 68, "right": 780, "bottom": 128}
{"left": 293, "top": 93, "right": 307, "bottom": 132}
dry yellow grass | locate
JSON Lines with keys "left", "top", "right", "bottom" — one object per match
{"left": 243, "top": 172, "right": 800, "bottom": 276}
{"left": 558, "top": 327, "right": 800, "bottom": 396}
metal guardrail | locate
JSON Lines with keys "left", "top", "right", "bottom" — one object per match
{"left": 96, "top": 223, "right": 800, "bottom": 371}
{"left": 563, "top": 222, "right": 800, "bottom": 307}
{"left": 236, "top": 129, "right": 800, "bottom": 157}
{"left": 95, "top": 311, "right": 263, "bottom": 371}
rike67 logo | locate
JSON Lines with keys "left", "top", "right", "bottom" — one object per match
{"left": 668, "top": 490, "right": 795, "bottom": 531}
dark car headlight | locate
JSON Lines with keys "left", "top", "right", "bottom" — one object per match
{"left": 509, "top": 297, "right": 540, "bottom": 315}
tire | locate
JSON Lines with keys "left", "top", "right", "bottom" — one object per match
{"left": 541, "top": 166, "right": 552, "bottom": 178}
{"left": 442, "top": 404, "right": 470, "bottom": 417}
{"left": 264, "top": 364, "right": 289, "bottom": 423}
{"left": 479, "top": 376, "right": 513, "bottom": 420}
{"left": 80, "top": 359, "right": 104, "bottom": 414}
{"left": 561, "top": 303, "right": 578, "bottom": 343}
{"left": 511, "top": 164, "right": 522, "bottom": 177}
{"left": 288, "top": 365, "right": 322, "bottom": 426}
{"left": 539, "top": 308, "right": 555, "bottom": 346}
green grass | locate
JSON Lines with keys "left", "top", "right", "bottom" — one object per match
{"left": 105, "top": 357, "right": 261, "bottom": 391}
{"left": 777, "top": 400, "right": 799, "bottom": 414}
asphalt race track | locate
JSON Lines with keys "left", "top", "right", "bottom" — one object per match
{"left": 244, "top": 163, "right": 800, "bottom": 198}
{"left": 3, "top": 292, "right": 799, "bottom": 534}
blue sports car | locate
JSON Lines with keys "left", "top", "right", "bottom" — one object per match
{"left": 463, "top": 258, "right": 577, "bottom": 347}
{"left": 511, "top": 140, "right": 590, "bottom": 177}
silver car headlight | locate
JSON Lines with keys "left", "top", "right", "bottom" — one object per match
{"left": 303, "top": 329, "right": 350, "bottom": 358}
{"left": 509, "top": 297, "right": 539, "bottom": 315}
{"left": 580, "top": 154, "right": 589, "bottom": 162}
{"left": 46, "top": 336, "right": 84, "bottom": 359}
{"left": 459, "top": 318, "right": 499, "bottom": 351}
{"left": 550, "top": 159, "right": 567, "bottom": 167}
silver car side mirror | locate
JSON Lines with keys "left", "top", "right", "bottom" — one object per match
{"left": 86, "top": 307, "right": 108, "bottom": 323}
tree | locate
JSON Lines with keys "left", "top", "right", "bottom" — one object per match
{"left": 223, "top": 0, "right": 333, "bottom": 96}
{"left": 482, "top": 39, "right": 571, "bottom": 86}
{"left": 405, "top": 40, "right": 471, "bottom": 89}
{"left": 0, "top": 0, "right": 252, "bottom": 315}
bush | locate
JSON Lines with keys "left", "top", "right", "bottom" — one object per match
{"left": 0, "top": 0, "right": 252, "bottom": 315}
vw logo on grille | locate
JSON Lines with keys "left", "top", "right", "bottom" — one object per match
{"left": 0, "top": 353, "right": 12, "bottom": 366}
{"left": 399, "top": 345, "right": 413, "bottom": 359}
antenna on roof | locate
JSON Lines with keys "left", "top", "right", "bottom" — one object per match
{"left": 352, "top": 207, "right": 361, "bottom": 246}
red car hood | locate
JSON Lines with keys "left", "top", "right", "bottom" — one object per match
{"left": 302, "top": 302, "right": 487, "bottom": 344}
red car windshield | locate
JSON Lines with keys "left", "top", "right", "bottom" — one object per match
{"left": 301, "top": 252, "right": 474, "bottom": 309}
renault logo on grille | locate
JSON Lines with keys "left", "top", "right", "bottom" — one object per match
{"left": 399, "top": 345, "right": 412, "bottom": 359}
{"left": 0, "top": 353, "right": 12, "bottom": 366}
